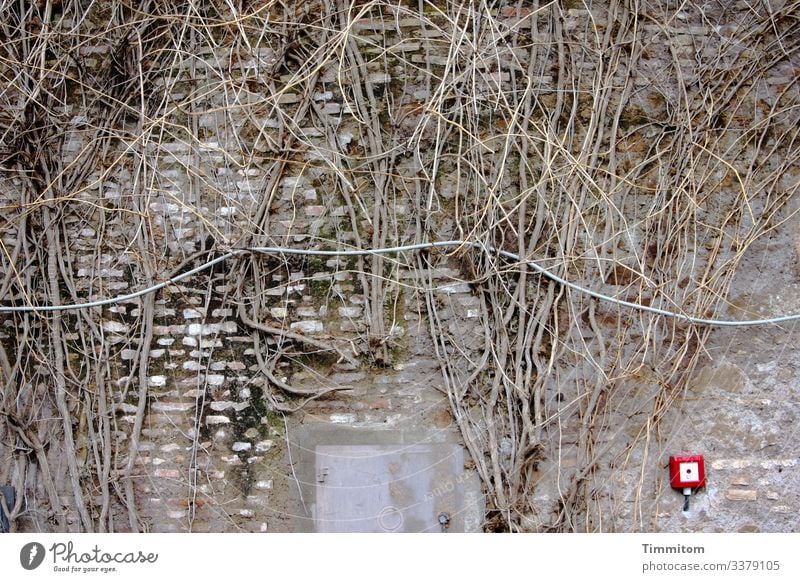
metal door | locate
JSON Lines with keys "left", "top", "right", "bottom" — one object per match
{"left": 314, "top": 443, "right": 464, "bottom": 532}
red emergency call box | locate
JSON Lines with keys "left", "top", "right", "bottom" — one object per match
{"left": 669, "top": 455, "right": 705, "bottom": 489}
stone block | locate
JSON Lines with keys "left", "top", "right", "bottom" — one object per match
{"left": 726, "top": 489, "right": 758, "bottom": 501}
{"left": 338, "top": 306, "right": 362, "bottom": 318}
{"left": 255, "top": 440, "right": 273, "bottom": 452}
{"left": 210, "top": 401, "right": 249, "bottom": 412}
{"left": 304, "top": 205, "right": 325, "bottom": 217}
{"left": 152, "top": 401, "right": 193, "bottom": 412}
{"left": 367, "top": 72, "right": 391, "bottom": 84}
{"left": 436, "top": 282, "right": 471, "bottom": 294}
{"left": 103, "top": 321, "right": 129, "bottom": 333}
{"left": 270, "top": 307, "right": 288, "bottom": 318}
{"left": 291, "top": 320, "right": 323, "bottom": 334}
{"left": 153, "top": 469, "right": 182, "bottom": 479}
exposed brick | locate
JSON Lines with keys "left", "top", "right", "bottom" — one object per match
{"left": 255, "top": 440, "right": 273, "bottom": 452}
{"left": 290, "top": 320, "right": 323, "bottom": 334}
{"left": 209, "top": 401, "right": 249, "bottom": 412}
{"left": 270, "top": 307, "right": 288, "bottom": 318}
{"left": 730, "top": 474, "right": 751, "bottom": 486}
{"left": 103, "top": 321, "right": 129, "bottom": 333}
{"left": 352, "top": 18, "right": 395, "bottom": 31}
{"left": 205, "top": 374, "right": 225, "bottom": 386}
{"left": 297, "top": 306, "right": 318, "bottom": 317}
{"left": 152, "top": 401, "right": 194, "bottom": 412}
{"left": 367, "top": 72, "right": 391, "bottom": 84}
{"left": 436, "top": 282, "right": 471, "bottom": 294}
{"left": 726, "top": 489, "right": 758, "bottom": 501}
{"left": 154, "top": 468, "right": 182, "bottom": 479}
{"left": 186, "top": 323, "right": 205, "bottom": 335}
{"left": 304, "top": 205, "right": 325, "bottom": 217}
{"left": 338, "top": 306, "right": 362, "bottom": 318}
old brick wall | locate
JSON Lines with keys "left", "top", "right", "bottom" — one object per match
{"left": 0, "top": 0, "right": 798, "bottom": 532}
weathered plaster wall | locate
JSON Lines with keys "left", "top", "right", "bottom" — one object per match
{"left": 1, "top": 1, "right": 798, "bottom": 532}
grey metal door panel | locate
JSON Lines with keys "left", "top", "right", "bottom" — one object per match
{"left": 314, "top": 444, "right": 464, "bottom": 533}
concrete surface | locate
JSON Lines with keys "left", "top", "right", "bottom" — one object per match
{"left": 289, "top": 424, "right": 483, "bottom": 532}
